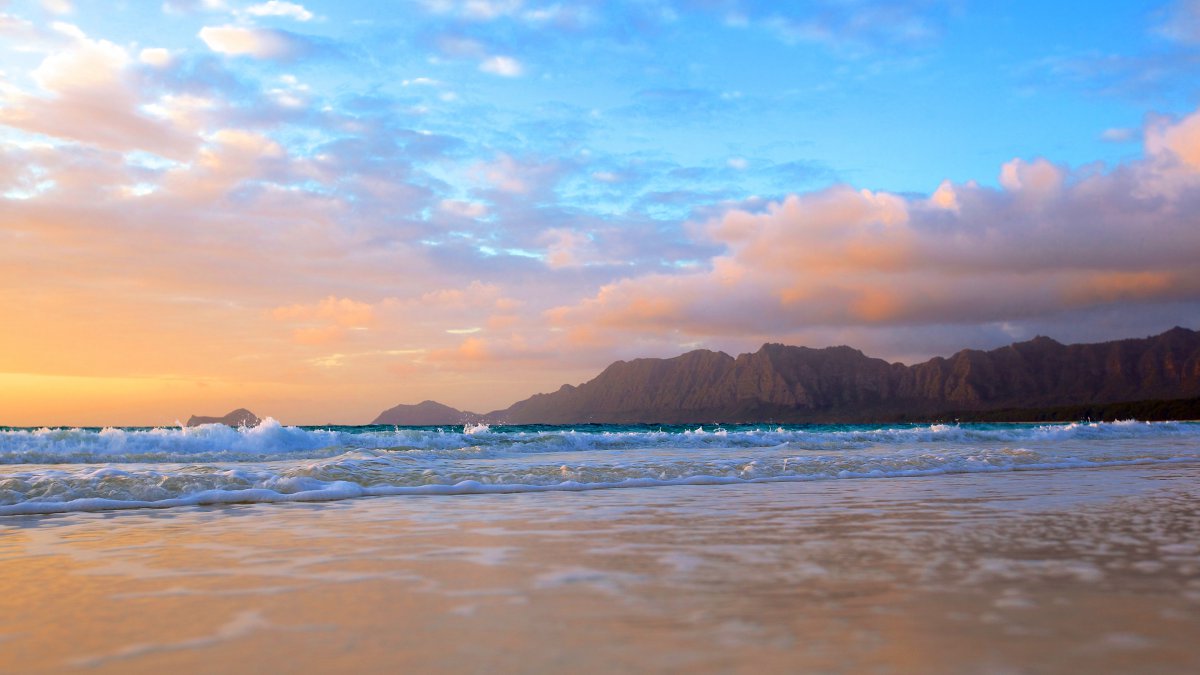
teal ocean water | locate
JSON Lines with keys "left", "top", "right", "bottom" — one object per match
{"left": 2, "top": 420, "right": 1198, "bottom": 515}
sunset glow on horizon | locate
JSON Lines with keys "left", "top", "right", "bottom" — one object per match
{"left": 4, "top": 0, "right": 1200, "bottom": 426}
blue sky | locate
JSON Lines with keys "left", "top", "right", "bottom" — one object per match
{"left": 8, "top": 1, "right": 1187, "bottom": 202}
{"left": 2, "top": 0, "right": 1200, "bottom": 423}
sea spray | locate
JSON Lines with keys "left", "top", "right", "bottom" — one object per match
{"left": 1, "top": 421, "right": 1197, "bottom": 515}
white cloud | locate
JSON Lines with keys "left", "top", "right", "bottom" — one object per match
{"left": 422, "top": 0, "right": 524, "bottom": 21}
{"left": 242, "top": 1, "right": 314, "bottom": 22}
{"left": 163, "top": 0, "right": 228, "bottom": 13}
{"left": 198, "top": 25, "right": 306, "bottom": 59}
{"left": 49, "top": 20, "right": 85, "bottom": 39}
{"left": 479, "top": 55, "right": 522, "bottom": 77}
{"left": 466, "top": 0, "right": 522, "bottom": 20}
{"left": 42, "top": 0, "right": 73, "bottom": 15}
{"left": 138, "top": 47, "right": 174, "bottom": 68}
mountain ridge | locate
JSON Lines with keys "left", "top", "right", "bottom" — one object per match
{"left": 374, "top": 327, "right": 1200, "bottom": 424}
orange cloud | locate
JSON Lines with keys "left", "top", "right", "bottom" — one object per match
{"left": 998, "top": 157, "right": 1065, "bottom": 198}
{"left": 426, "top": 332, "right": 559, "bottom": 371}
{"left": 928, "top": 179, "right": 960, "bottom": 212}
{"left": 162, "top": 129, "right": 287, "bottom": 201}
{"left": 547, "top": 107, "right": 1200, "bottom": 344}
{"left": 291, "top": 325, "right": 348, "bottom": 346}
{"left": 272, "top": 297, "right": 376, "bottom": 346}
{"left": 1060, "top": 271, "right": 1180, "bottom": 305}
{"left": 417, "top": 281, "right": 503, "bottom": 309}
{"left": 540, "top": 228, "right": 592, "bottom": 268}
{"left": 1147, "top": 109, "right": 1200, "bottom": 169}
{"left": 273, "top": 296, "right": 375, "bottom": 327}
{"left": 850, "top": 287, "right": 906, "bottom": 323}
{"left": 428, "top": 336, "right": 492, "bottom": 365}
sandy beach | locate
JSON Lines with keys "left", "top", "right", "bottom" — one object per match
{"left": 3, "top": 462, "right": 1198, "bottom": 674}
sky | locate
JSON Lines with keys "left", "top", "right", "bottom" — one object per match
{"left": 2, "top": 0, "right": 1200, "bottom": 425}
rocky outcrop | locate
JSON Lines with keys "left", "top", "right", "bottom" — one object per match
{"left": 488, "top": 327, "right": 1200, "bottom": 423}
{"left": 371, "top": 400, "right": 483, "bottom": 426}
{"left": 185, "top": 408, "right": 261, "bottom": 427}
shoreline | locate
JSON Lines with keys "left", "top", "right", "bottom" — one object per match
{"left": 3, "top": 419, "right": 1197, "bottom": 518}
{"left": 4, "top": 463, "right": 1199, "bottom": 673}
{"left": 4, "top": 455, "right": 1198, "bottom": 519}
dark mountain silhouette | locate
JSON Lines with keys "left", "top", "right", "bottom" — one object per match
{"left": 186, "top": 408, "right": 261, "bottom": 427}
{"left": 485, "top": 327, "right": 1200, "bottom": 423}
{"left": 371, "top": 327, "right": 1200, "bottom": 424}
{"left": 371, "top": 400, "right": 484, "bottom": 425}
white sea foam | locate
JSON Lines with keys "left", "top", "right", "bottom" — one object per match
{"left": 1, "top": 420, "right": 1197, "bottom": 515}
{"left": 3, "top": 419, "right": 1194, "bottom": 464}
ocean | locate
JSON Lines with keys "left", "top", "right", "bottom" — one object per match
{"left": 3, "top": 421, "right": 1199, "bottom": 672}
{"left": 2, "top": 420, "right": 1199, "bottom": 515}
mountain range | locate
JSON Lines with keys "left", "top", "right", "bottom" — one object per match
{"left": 371, "top": 327, "right": 1200, "bottom": 425}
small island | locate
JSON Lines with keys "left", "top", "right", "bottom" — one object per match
{"left": 185, "top": 408, "right": 261, "bottom": 428}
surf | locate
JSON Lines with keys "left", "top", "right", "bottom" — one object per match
{"left": 1, "top": 421, "right": 1198, "bottom": 516}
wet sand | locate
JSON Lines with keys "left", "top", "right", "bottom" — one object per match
{"left": 3, "top": 463, "right": 1199, "bottom": 673}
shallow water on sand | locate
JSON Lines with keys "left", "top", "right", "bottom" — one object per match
{"left": 3, "top": 463, "right": 1199, "bottom": 673}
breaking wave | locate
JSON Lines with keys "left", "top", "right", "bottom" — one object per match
{"left": 1, "top": 420, "right": 1197, "bottom": 515}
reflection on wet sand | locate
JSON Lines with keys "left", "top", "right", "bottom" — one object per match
{"left": 3, "top": 464, "right": 1199, "bottom": 673}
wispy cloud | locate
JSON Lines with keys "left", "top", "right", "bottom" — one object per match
{"left": 162, "top": 0, "right": 229, "bottom": 14}
{"left": 479, "top": 54, "right": 522, "bottom": 76}
{"left": 41, "top": 0, "right": 73, "bottom": 15}
{"left": 1156, "top": 0, "right": 1200, "bottom": 44}
{"left": 241, "top": 1, "right": 315, "bottom": 22}
{"left": 693, "top": 0, "right": 956, "bottom": 55}
{"left": 198, "top": 25, "right": 336, "bottom": 61}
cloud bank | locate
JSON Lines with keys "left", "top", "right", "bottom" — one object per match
{"left": 547, "top": 109, "right": 1200, "bottom": 350}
